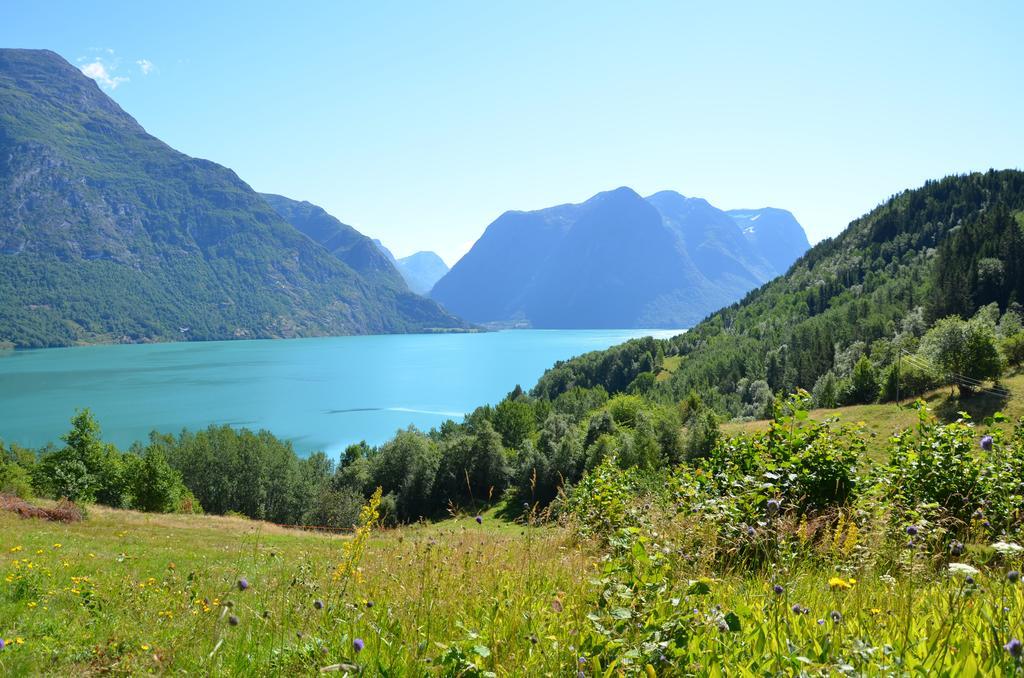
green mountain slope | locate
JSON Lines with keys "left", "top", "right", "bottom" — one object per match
{"left": 0, "top": 49, "right": 467, "bottom": 347}
{"left": 534, "top": 170, "right": 1024, "bottom": 414}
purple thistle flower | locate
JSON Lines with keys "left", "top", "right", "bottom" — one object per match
{"left": 1009, "top": 570, "right": 1020, "bottom": 583}
{"left": 981, "top": 435, "right": 994, "bottom": 452}
{"left": 353, "top": 637, "right": 365, "bottom": 653}
{"left": 0, "top": 638, "right": 4, "bottom": 650}
{"left": 830, "top": 610, "right": 843, "bottom": 624}
{"left": 950, "top": 541, "right": 964, "bottom": 556}
{"left": 966, "top": 576, "right": 975, "bottom": 586}
{"left": 313, "top": 599, "right": 324, "bottom": 610}
{"left": 746, "top": 525, "right": 756, "bottom": 537}
{"left": 766, "top": 499, "right": 780, "bottom": 516}
{"left": 475, "top": 515, "right": 483, "bottom": 524}
{"left": 773, "top": 584, "right": 784, "bottom": 595}
{"left": 1006, "top": 638, "right": 1023, "bottom": 658}
{"left": 906, "top": 525, "right": 919, "bottom": 537}
{"left": 228, "top": 614, "right": 239, "bottom": 626}
{"left": 237, "top": 578, "right": 249, "bottom": 591}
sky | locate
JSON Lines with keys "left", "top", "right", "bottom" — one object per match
{"left": 3, "top": 1, "right": 1023, "bottom": 266}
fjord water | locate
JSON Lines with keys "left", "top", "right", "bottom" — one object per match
{"left": 0, "top": 329, "right": 681, "bottom": 456}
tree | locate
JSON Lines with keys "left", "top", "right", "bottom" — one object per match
{"left": 40, "top": 409, "right": 106, "bottom": 502}
{"left": 812, "top": 371, "right": 839, "bottom": 408}
{"left": 492, "top": 398, "right": 536, "bottom": 450}
{"left": 844, "top": 356, "right": 879, "bottom": 404}
{"left": 919, "top": 316, "right": 1004, "bottom": 396}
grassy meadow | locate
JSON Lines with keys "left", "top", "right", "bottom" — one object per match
{"left": 3, "top": 382, "right": 1024, "bottom": 675}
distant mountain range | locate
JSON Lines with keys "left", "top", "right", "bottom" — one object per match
{"left": 0, "top": 49, "right": 467, "bottom": 348}
{"left": 373, "top": 241, "right": 450, "bottom": 295}
{"left": 430, "top": 187, "right": 809, "bottom": 328}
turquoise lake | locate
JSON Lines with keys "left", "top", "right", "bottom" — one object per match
{"left": 0, "top": 329, "right": 682, "bottom": 456}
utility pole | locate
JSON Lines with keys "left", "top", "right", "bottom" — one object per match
{"left": 896, "top": 350, "right": 901, "bottom": 408}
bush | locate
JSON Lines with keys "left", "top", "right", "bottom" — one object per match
{"left": 1002, "top": 331, "right": 1024, "bottom": 367}
{"left": 0, "top": 461, "right": 34, "bottom": 499}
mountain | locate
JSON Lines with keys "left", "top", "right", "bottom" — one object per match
{"left": 430, "top": 187, "right": 808, "bottom": 328}
{"left": 394, "top": 251, "right": 449, "bottom": 294}
{"left": 260, "top": 194, "right": 406, "bottom": 289}
{"left": 728, "top": 208, "right": 810, "bottom": 274}
{"left": 371, "top": 241, "right": 450, "bottom": 294}
{"left": 0, "top": 49, "right": 468, "bottom": 348}
{"left": 532, "top": 170, "right": 1024, "bottom": 416}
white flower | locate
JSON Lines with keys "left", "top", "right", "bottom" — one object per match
{"left": 992, "top": 541, "right": 1024, "bottom": 555}
{"left": 948, "top": 563, "right": 980, "bottom": 576}
{"left": 879, "top": 574, "right": 897, "bottom": 586}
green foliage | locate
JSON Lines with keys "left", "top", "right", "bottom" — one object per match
{"left": 843, "top": 355, "right": 879, "bottom": 405}
{"left": 1002, "top": 331, "right": 1024, "bottom": 367}
{"left": 919, "top": 315, "right": 1004, "bottom": 394}
{"left": 491, "top": 396, "right": 535, "bottom": 450}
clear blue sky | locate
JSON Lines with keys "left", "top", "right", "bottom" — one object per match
{"left": 3, "top": 1, "right": 1022, "bottom": 265}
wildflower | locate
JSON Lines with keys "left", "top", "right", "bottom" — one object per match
{"left": 366, "top": 600, "right": 374, "bottom": 608}
{"left": 313, "top": 599, "right": 324, "bottom": 610}
{"left": 717, "top": 620, "right": 729, "bottom": 632}
{"left": 792, "top": 604, "right": 808, "bottom": 614}
{"left": 237, "top": 578, "right": 249, "bottom": 591}
{"left": 973, "top": 509, "right": 984, "bottom": 520}
{"left": 746, "top": 525, "right": 756, "bottom": 537}
{"left": 993, "top": 542, "right": 1024, "bottom": 555}
{"left": 1006, "top": 638, "right": 1023, "bottom": 658}
{"left": 830, "top": 611, "right": 843, "bottom": 624}
{"left": 9, "top": 546, "right": 21, "bottom": 553}
{"left": 773, "top": 584, "right": 784, "bottom": 595}
{"left": 948, "top": 563, "right": 980, "bottom": 577}
{"left": 1009, "top": 570, "right": 1020, "bottom": 583}
{"left": 52, "top": 543, "right": 61, "bottom": 549}
{"left": 981, "top": 435, "right": 994, "bottom": 451}
{"left": 0, "top": 638, "right": 4, "bottom": 650}
{"left": 766, "top": 499, "right": 780, "bottom": 517}
{"left": 475, "top": 515, "right": 483, "bottom": 524}
{"left": 966, "top": 576, "right": 975, "bottom": 586}
{"left": 14, "top": 638, "right": 23, "bottom": 645}
{"left": 141, "top": 644, "right": 150, "bottom": 651}
{"left": 950, "top": 541, "right": 965, "bottom": 557}
{"left": 228, "top": 614, "right": 239, "bottom": 626}
{"left": 829, "top": 577, "right": 853, "bottom": 590}
{"left": 906, "top": 525, "right": 919, "bottom": 537}
{"left": 353, "top": 637, "right": 365, "bottom": 653}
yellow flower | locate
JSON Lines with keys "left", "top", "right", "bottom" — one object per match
{"left": 27, "top": 602, "right": 37, "bottom": 609}
{"left": 9, "top": 546, "right": 22, "bottom": 553}
{"left": 15, "top": 637, "right": 24, "bottom": 645}
{"left": 52, "top": 543, "right": 61, "bottom": 549}
{"left": 141, "top": 644, "right": 151, "bottom": 651}
{"left": 35, "top": 549, "right": 43, "bottom": 555}
{"left": 829, "top": 577, "right": 854, "bottom": 590}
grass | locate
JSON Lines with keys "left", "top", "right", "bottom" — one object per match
{"left": 0, "top": 503, "right": 597, "bottom": 675}
{"left": 655, "top": 356, "right": 682, "bottom": 382}
{"left": 721, "top": 372, "right": 1024, "bottom": 460}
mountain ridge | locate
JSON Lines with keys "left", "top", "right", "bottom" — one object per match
{"left": 430, "top": 186, "right": 810, "bottom": 328}
{"left": 0, "top": 49, "right": 469, "bottom": 347}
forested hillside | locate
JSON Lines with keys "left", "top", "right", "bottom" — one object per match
{"left": 0, "top": 49, "right": 468, "bottom": 347}
{"left": 539, "top": 170, "right": 1024, "bottom": 415}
